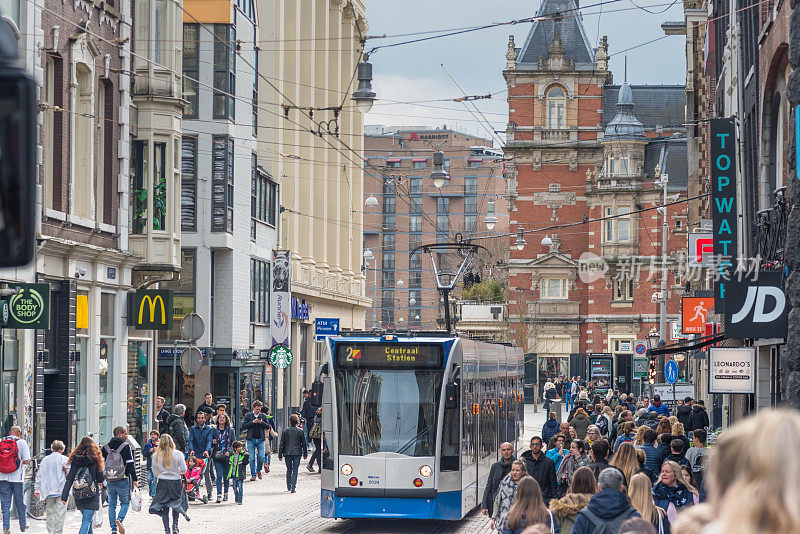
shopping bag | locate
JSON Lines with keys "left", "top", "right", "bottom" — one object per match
{"left": 130, "top": 487, "right": 142, "bottom": 512}
{"left": 93, "top": 510, "right": 104, "bottom": 528}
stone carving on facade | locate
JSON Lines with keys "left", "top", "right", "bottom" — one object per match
{"left": 547, "top": 30, "right": 567, "bottom": 70}
{"left": 532, "top": 151, "right": 542, "bottom": 170}
{"left": 532, "top": 190, "right": 577, "bottom": 221}
{"left": 596, "top": 36, "right": 609, "bottom": 71}
{"left": 506, "top": 35, "right": 517, "bottom": 70}
{"left": 569, "top": 150, "right": 578, "bottom": 171}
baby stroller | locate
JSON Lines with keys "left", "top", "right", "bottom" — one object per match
{"left": 184, "top": 456, "right": 209, "bottom": 504}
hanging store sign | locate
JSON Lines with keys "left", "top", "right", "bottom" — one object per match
{"left": 688, "top": 232, "right": 714, "bottom": 268}
{"left": 710, "top": 118, "right": 738, "bottom": 310}
{"left": 682, "top": 297, "right": 713, "bottom": 334}
{"left": 315, "top": 318, "right": 339, "bottom": 341}
{"left": 6, "top": 283, "right": 50, "bottom": 329}
{"left": 130, "top": 289, "right": 173, "bottom": 330}
{"left": 709, "top": 347, "right": 755, "bottom": 394}
{"left": 291, "top": 298, "right": 309, "bottom": 320}
{"left": 270, "top": 250, "right": 291, "bottom": 347}
{"left": 724, "top": 271, "right": 788, "bottom": 339}
{"left": 269, "top": 345, "right": 293, "bottom": 369}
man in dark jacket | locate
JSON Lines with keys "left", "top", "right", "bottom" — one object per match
{"left": 103, "top": 426, "right": 137, "bottom": 534}
{"left": 480, "top": 442, "right": 515, "bottom": 516}
{"left": 588, "top": 439, "right": 610, "bottom": 480}
{"left": 572, "top": 468, "right": 639, "bottom": 534}
{"left": 155, "top": 396, "right": 170, "bottom": 436}
{"left": 278, "top": 414, "right": 308, "bottom": 493}
{"left": 639, "top": 428, "right": 664, "bottom": 482}
{"left": 165, "top": 404, "right": 190, "bottom": 455}
{"left": 520, "top": 436, "right": 557, "bottom": 503}
{"left": 542, "top": 412, "right": 560, "bottom": 446}
{"left": 677, "top": 398, "right": 694, "bottom": 432}
{"left": 242, "top": 400, "right": 271, "bottom": 481}
{"left": 300, "top": 390, "right": 315, "bottom": 444}
{"left": 647, "top": 395, "right": 670, "bottom": 417}
{"left": 666, "top": 439, "right": 690, "bottom": 469}
{"left": 197, "top": 393, "right": 217, "bottom": 419}
{"left": 691, "top": 401, "right": 710, "bottom": 431}
{"left": 189, "top": 411, "right": 214, "bottom": 501}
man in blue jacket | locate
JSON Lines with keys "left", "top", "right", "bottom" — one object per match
{"left": 647, "top": 395, "right": 670, "bottom": 417}
{"left": 189, "top": 411, "right": 214, "bottom": 503}
{"left": 638, "top": 428, "right": 665, "bottom": 483}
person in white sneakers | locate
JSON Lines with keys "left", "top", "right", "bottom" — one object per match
{"left": 34, "top": 441, "right": 68, "bottom": 534}
{"left": 0, "top": 426, "right": 31, "bottom": 534}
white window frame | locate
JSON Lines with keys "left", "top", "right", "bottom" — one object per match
{"left": 541, "top": 278, "right": 568, "bottom": 300}
{"left": 546, "top": 87, "right": 566, "bottom": 129}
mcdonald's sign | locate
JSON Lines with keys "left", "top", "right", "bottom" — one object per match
{"left": 129, "top": 290, "right": 173, "bottom": 330}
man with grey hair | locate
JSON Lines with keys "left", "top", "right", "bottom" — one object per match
{"left": 165, "top": 404, "right": 190, "bottom": 456}
{"left": 571, "top": 467, "right": 639, "bottom": 534}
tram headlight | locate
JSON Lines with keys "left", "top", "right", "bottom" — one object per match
{"left": 341, "top": 464, "right": 353, "bottom": 476}
{"left": 419, "top": 465, "right": 432, "bottom": 477}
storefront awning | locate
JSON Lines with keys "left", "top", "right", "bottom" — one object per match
{"left": 649, "top": 334, "right": 725, "bottom": 356}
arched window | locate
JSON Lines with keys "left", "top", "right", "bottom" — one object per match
{"left": 546, "top": 87, "right": 566, "bottom": 129}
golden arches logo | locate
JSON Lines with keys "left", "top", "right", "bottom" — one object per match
{"left": 139, "top": 295, "right": 167, "bottom": 325}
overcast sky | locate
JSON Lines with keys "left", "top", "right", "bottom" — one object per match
{"left": 363, "top": 0, "right": 685, "bottom": 142}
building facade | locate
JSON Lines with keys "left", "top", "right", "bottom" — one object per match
{"left": 363, "top": 128, "right": 507, "bottom": 331}
{"left": 503, "top": 0, "right": 689, "bottom": 398}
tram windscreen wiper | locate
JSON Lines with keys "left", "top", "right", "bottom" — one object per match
{"left": 396, "top": 425, "right": 432, "bottom": 455}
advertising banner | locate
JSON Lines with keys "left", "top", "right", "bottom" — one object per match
{"left": 682, "top": 297, "right": 712, "bottom": 334}
{"left": 270, "top": 250, "right": 291, "bottom": 348}
{"left": 710, "top": 118, "right": 738, "bottom": 310}
{"left": 724, "top": 271, "right": 788, "bottom": 339}
{"left": 588, "top": 354, "right": 612, "bottom": 394}
{"left": 709, "top": 347, "right": 755, "bottom": 394}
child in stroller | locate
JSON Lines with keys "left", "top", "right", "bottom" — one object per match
{"left": 184, "top": 455, "right": 209, "bottom": 504}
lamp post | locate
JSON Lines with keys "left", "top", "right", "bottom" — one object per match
{"left": 654, "top": 164, "right": 669, "bottom": 383}
{"left": 363, "top": 250, "right": 377, "bottom": 328}
{"left": 484, "top": 200, "right": 498, "bottom": 230}
{"left": 647, "top": 330, "right": 660, "bottom": 399}
{"left": 351, "top": 55, "right": 376, "bottom": 114}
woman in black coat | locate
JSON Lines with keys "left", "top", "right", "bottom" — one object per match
{"left": 62, "top": 436, "right": 105, "bottom": 534}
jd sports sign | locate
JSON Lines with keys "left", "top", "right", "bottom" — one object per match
{"left": 131, "top": 289, "right": 173, "bottom": 330}
{"left": 6, "top": 283, "right": 50, "bottom": 329}
{"left": 710, "top": 118, "right": 738, "bottom": 311}
{"left": 724, "top": 272, "right": 788, "bottom": 339}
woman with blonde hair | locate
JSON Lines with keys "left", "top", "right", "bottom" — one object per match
{"left": 670, "top": 421, "right": 689, "bottom": 455}
{"left": 610, "top": 442, "right": 640, "bottom": 487}
{"left": 705, "top": 408, "right": 800, "bottom": 533}
{"left": 629, "top": 473, "right": 670, "bottom": 534}
{"left": 633, "top": 425, "right": 648, "bottom": 446}
{"left": 493, "top": 459, "right": 529, "bottom": 529}
{"left": 652, "top": 460, "right": 698, "bottom": 522}
{"left": 501, "top": 477, "right": 559, "bottom": 534}
{"left": 149, "top": 434, "right": 189, "bottom": 534}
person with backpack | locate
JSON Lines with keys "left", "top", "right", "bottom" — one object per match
{"left": 164, "top": 405, "right": 190, "bottom": 456}
{"left": 0, "top": 425, "right": 31, "bottom": 534}
{"left": 306, "top": 407, "right": 323, "bottom": 473}
{"left": 61, "top": 436, "right": 105, "bottom": 534}
{"left": 102, "top": 426, "right": 137, "bottom": 534}
{"left": 571, "top": 467, "right": 640, "bottom": 534}
{"left": 34, "top": 440, "right": 68, "bottom": 534}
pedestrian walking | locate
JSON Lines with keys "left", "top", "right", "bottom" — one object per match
{"left": 690, "top": 401, "right": 709, "bottom": 433}
{"left": 300, "top": 390, "right": 315, "bottom": 445}
{"left": 665, "top": 440, "right": 689, "bottom": 469}
{"left": 647, "top": 396, "right": 669, "bottom": 417}
{"left": 549, "top": 466, "right": 595, "bottom": 534}
{"left": 148, "top": 434, "right": 189, "bottom": 534}
{"left": 211, "top": 412, "right": 235, "bottom": 503}
{"left": 61, "top": 437, "right": 104, "bottom": 534}
{"left": 521, "top": 436, "right": 557, "bottom": 504}
{"left": 684, "top": 429, "right": 708, "bottom": 497}
{"left": 610, "top": 442, "right": 641, "bottom": 488}
{"left": 306, "top": 408, "right": 322, "bottom": 473}
{"left": 639, "top": 429, "right": 664, "bottom": 483}
{"left": 143, "top": 430, "right": 160, "bottom": 497}
{"left": 543, "top": 382, "right": 556, "bottom": 414}
{"left": 34, "top": 440, "right": 68, "bottom": 534}
{"left": 542, "top": 412, "right": 560, "bottom": 447}
{"left": 188, "top": 412, "right": 213, "bottom": 502}
{"left": 241, "top": 401, "right": 270, "bottom": 480}
{"left": 571, "top": 468, "right": 640, "bottom": 534}
{"left": 628, "top": 473, "right": 669, "bottom": 534}
{"left": 278, "top": 414, "right": 307, "bottom": 493}
{"left": 197, "top": 393, "right": 217, "bottom": 419}
{"left": 652, "top": 461, "right": 698, "bottom": 523}
{"left": 546, "top": 434, "right": 568, "bottom": 472}
{"left": 570, "top": 409, "right": 590, "bottom": 441}
{"left": 164, "top": 405, "right": 190, "bottom": 456}
{"left": 0, "top": 425, "right": 31, "bottom": 534}
{"left": 492, "top": 460, "right": 529, "bottom": 530}
{"left": 226, "top": 441, "right": 249, "bottom": 505}
{"left": 587, "top": 440, "right": 610, "bottom": 481}
{"left": 614, "top": 422, "right": 636, "bottom": 453}
{"left": 555, "top": 440, "right": 590, "bottom": 498}
{"left": 155, "top": 397, "right": 170, "bottom": 436}
{"left": 102, "top": 426, "right": 138, "bottom": 534}
{"left": 500, "top": 477, "right": 560, "bottom": 534}
{"left": 481, "top": 442, "right": 515, "bottom": 517}
{"left": 676, "top": 398, "right": 693, "bottom": 434}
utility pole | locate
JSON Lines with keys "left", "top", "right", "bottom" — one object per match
{"left": 656, "top": 165, "right": 669, "bottom": 383}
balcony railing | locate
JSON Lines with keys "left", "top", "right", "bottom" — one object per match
{"left": 755, "top": 187, "right": 787, "bottom": 268}
{"left": 541, "top": 129, "right": 570, "bottom": 141}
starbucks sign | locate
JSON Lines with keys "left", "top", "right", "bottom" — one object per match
{"left": 269, "top": 345, "right": 293, "bottom": 369}
{"left": 7, "top": 284, "right": 50, "bottom": 329}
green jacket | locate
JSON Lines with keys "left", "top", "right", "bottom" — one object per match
{"left": 227, "top": 451, "right": 249, "bottom": 481}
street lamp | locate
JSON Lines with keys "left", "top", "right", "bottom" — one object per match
{"left": 409, "top": 297, "right": 416, "bottom": 306}
{"left": 351, "top": 55, "right": 376, "bottom": 114}
{"left": 396, "top": 279, "right": 404, "bottom": 287}
{"left": 365, "top": 195, "right": 378, "bottom": 208}
{"left": 363, "top": 250, "right": 377, "bottom": 328}
{"left": 541, "top": 235, "right": 553, "bottom": 247}
{"left": 484, "top": 200, "right": 498, "bottom": 230}
{"left": 515, "top": 228, "right": 526, "bottom": 250}
{"left": 363, "top": 249, "right": 374, "bottom": 261}
{"left": 431, "top": 151, "right": 448, "bottom": 188}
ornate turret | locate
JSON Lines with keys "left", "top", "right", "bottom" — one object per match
{"left": 506, "top": 35, "right": 517, "bottom": 70}
{"left": 595, "top": 36, "right": 609, "bottom": 71}
{"left": 604, "top": 81, "right": 646, "bottom": 140}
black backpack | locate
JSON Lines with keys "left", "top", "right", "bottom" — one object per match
{"left": 580, "top": 507, "right": 637, "bottom": 534}
{"left": 72, "top": 465, "right": 97, "bottom": 500}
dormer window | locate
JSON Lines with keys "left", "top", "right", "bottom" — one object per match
{"left": 547, "top": 87, "right": 566, "bottom": 129}
{"left": 609, "top": 152, "right": 631, "bottom": 176}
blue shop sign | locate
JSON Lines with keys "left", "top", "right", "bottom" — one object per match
{"left": 315, "top": 318, "right": 340, "bottom": 341}
{"left": 291, "top": 297, "right": 310, "bottom": 320}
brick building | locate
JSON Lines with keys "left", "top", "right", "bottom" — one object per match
{"left": 363, "top": 127, "right": 507, "bottom": 330}
{"left": 503, "top": 0, "right": 689, "bottom": 395}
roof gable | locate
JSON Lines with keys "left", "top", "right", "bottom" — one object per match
{"left": 517, "top": 0, "right": 596, "bottom": 70}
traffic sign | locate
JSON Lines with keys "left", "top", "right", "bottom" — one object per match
{"left": 633, "top": 340, "right": 647, "bottom": 355}
{"left": 180, "top": 313, "right": 205, "bottom": 341}
{"left": 180, "top": 346, "right": 203, "bottom": 375}
{"left": 665, "top": 360, "right": 679, "bottom": 384}
{"left": 269, "top": 345, "right": 293, "bottom": 369}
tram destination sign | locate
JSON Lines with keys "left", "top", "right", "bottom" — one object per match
{"left": 335, "top": 343, "right": 443, "bottom": 369}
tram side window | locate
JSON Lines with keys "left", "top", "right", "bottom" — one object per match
{"left": 440, "top": 381, "right": 459, "bottom": 471}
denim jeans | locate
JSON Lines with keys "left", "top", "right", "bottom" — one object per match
{"left": 147, "top": 468, "right": 157, "bottom": 497}
{"left": 308, "top": 438, "right": 322, "bottom": 471}
{"left": 0, "top": 480, "right": 25, "bottom": 530}
{"left": 231, "top": 478, "right": 244, "bottom": 503}
{"left": 214, "top": 460, "right": 229, "bottom": 495}
{"left": 107, "top": 479, "right": 130, "bottom": 531}
{"left": 247, "top": 439, "right": 265, "bottom": 476}
{"left": 78, "top": 509, "right": 94, "bottom": 534}
{"left": 284, "top": 455, "right": 301, "bottom": 491}
{"left": 565, "top": 393, "right": 573, "bottom": 412}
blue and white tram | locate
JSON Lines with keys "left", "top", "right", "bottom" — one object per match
{"left": 312, "top": 332, "right": 524, "bottom": 520}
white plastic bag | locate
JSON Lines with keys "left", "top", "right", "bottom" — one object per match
{"left": 130, "top": 487, "right": 142, "bottom": 512}
{"left": 93, "top": 510, "right": 104, "bottom": 528}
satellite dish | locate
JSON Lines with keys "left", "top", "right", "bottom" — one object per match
{"left": 180, "top": 346, "right": 203, "bottom": 375}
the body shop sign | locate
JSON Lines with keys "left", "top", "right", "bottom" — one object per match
{"left": 6, "top": 283, "right": 50, "bottom": 329}
{"left": 710, "top": 119, "right": 738, "bottom": 310}
{"left": 709, "top": 347, "right": 754, "bottom": 394}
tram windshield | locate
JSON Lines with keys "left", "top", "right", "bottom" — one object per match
{"left": 335, "top": 369, "right": 441, "bottom": 457}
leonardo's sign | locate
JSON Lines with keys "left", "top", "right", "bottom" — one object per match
{"left": 6, "top": 283, "right": 50, "bottom": 329}
{"left": 130, "top": 289, "right": 173, "bottom": 330}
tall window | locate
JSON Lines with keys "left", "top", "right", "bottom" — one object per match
{"left": 250, "top": 258, "right": 270, "bottom": 323}
{"left": 609, "top": 152, "right": 631, "bottom": 176}
{"left": 409, "top": 215, "right": 422, "bottom": 232}
{"left": 410, "top": 177, "right": 423, "bottom": 194}
{"left": 382, "top": 252, "right": 395, "bottom": 270}
{"left": 213, "top": 24, "right": 236, "bottom": 120}
{"left": 183, "top": 24, "right": 199, "bottom": 118}
{"left": 613, "top": 277, "right": 635, "bottom": 301}
{"left": 541, "top": 278, "right": 568, "bottom": 299}
{"left": 410, "top": 196, "right": 422, "bottom": 213}
{"left": 181, "top": 136, "right": 197, "bottom": 231}
{"left": 130, "top": 141, "right": 147, "bottom": 234}
{"left": 465, "top": 177, "right": 477, "bottom": 195}
{"left": 437, "top": 197, "right": 449, "bottom": 214}
{"left": 97, "top": 80, "right": 113, "bottom": 224}
{"left": 153, "top": 143, "right": 167, "bottom": 230}
{"left": 382, "top": 215, "right": 395, "bottom": 232}
{"left": 252, "top": 156, "right": 275, "bottom": 227}
{"left": 212, "top": 136, "right": 234, "bottom": 232}
{"left": 73, "top": 63, "right": 93, "bottom": 219}
{"left": 603, "top": 206, "right": 633, "bottom": 243}
{"left": 547, "top": 87, "right": 566, "bottom": 129}
{"left": 618, "top": 207, "right": 631, "bottom": 242}
{"left": 465, "top": 196, "right": 477, "bottom": 214}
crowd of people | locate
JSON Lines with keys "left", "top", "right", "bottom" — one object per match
{"left": 19, "top": 390, "right": 322, "bottom": 534}
{"left": 483, "top": 382, "right": 766, "bottom": 534}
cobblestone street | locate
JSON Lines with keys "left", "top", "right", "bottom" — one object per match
{"left": 23, "top": 406, "right": 544, "bottom": 534}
